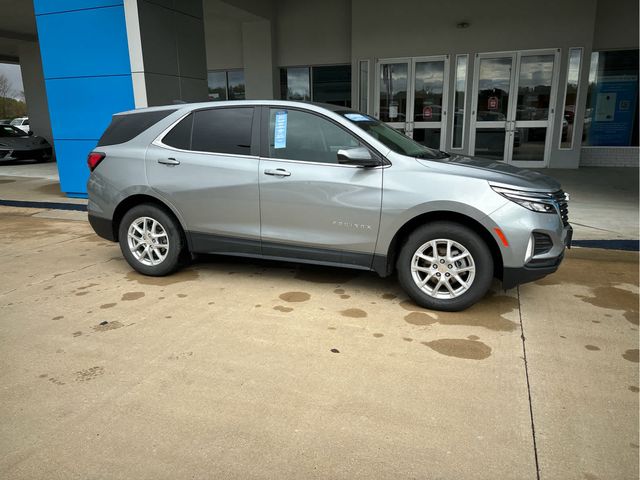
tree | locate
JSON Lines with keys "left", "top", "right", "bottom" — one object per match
{"left": 0, "top": 74, "right": 27, "bottom": 119}
{"left": 0, "top": 74, "right": 11, "bottom": 117}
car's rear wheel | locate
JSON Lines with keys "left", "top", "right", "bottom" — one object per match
{"left": 118, "top": 204, "right": 184, "bottom": 276}
{"left": 397, "top": 222, "right": 493, "bottom": 311}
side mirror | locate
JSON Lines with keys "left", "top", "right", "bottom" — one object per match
{"left": 337, "top": 147, "right": 380, "bottom": 168}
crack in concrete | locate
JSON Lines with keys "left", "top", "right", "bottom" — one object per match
{"left": 517, "top": 286, "right": 541, "bottom": 480}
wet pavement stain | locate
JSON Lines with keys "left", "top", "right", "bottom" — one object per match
{"left": 340, "top": 308, "right": 367, "bottom": 318}
{"left": 340, "top": 294, "right": 350, "bottom": 299}
{"left": 576, "top": 286, "right": 639, "bottom": 326}
{"left": 333, "top": 288, "right": 345, "bottom": 294}
{"left": 401, "top": 293, "right": 519, "bottom": 332}
{"left": 467, "top": 335, "right": 480, "bottom": 340}
{"left": 585, "top": 345, "right": 601, "bottom": 351}
{"left": 622, "top": 349, "right": 639, "bottom": 363}
{"left": 402, "top": 337, "right": 413, "bottom": 342}
{"left": 330, "top": 348, "right": 340, "bottom": 353}
{"left": 168, "top": 352, "right": 193, "bottom": 360}
{"left": 75, "top": 291, "right": 89, "bottom": 296}
{"left": 125, "top": 269, "right": 199, "bottom": 286}
{"left": 273, "top": 305, "right": 293, "bottom": 313}
{"left": 294, "top": 267, "right": 360, "bottom": 284}
{"left": 35, "top": 182, "right": 63, "bottom": 196}
{"left": 381, "top": 293, "right": 397, "bottom": 300}
{"left": 75, "top": 366, "right": 104, "bottom": 382}
{"left": 372, "top": 333, "right": 384, "bottom": 338}
{"left": 279, "top": 291, "right": 311, "bottom": 302}
{"left": 629, "top": 386, "right": 639, "bottom": 393}
{"left": 52, "top": 315, "right": 64, "bottom": 321}
{"left": 328, "top": 327, "right": 337, "bottom": 330}
{"left": 92, "top": 321, "right": 124, "bottom": 332}
{"left": 72, "top": 331, "right": 82, "bottom": 337}
{"left": 121, "top": 292, "right": 144, "bottom": 301}
{"left": 177, "top": 293, "right": 188, "bottom": 298}
{"left": 422, "top": 338, "right": 492, "bottom": 360}
{"left": 100, "top": 303, "right": 116, "bottom": 309}
{"left": 77, "top": 283, "right": 99, "bottom": 290}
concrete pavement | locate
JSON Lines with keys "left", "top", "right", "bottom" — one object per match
{"left": 0, "top": 207, "right": 637, "bottom": 479}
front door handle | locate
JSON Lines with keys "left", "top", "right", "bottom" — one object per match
{"left": 158, "top": 157, "right": 180, "bottom": 166}
{"left": 264, "top": 168, "right": 291, "bottom": 177}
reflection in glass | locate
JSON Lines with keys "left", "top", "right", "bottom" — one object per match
{"left": 312, "top": 65, "right": 351, "bottom": 107}
{"left": 379, "top": 63, "right": 408, "bottom": 122}
{"left": 560, "top": 49, "right": 582, "bottom": 149}
{"left": 227, "top": 70, "right": 245, "bottom": 100}
{"left": 413, "top": 61, "right": 444, "bottom": 122}
{"left": 359, "top": 60, "right": 369, "bottom": 113}
{"left": 413, "top": 128, "right": 441, "bottom": 149}
{"left": 516, "top": 55, "right": 554, "bottom": 121}
{"left": 512, "top": 127, "right": 547, "bottom": 161}
{"left": 207, "top": 71, "right": 227, "bottom": 101}
{"left": 281, "top": 67, "right": 311, "bottom": 101}
{"left": 452, "top": 55, "right": 467, "bottom": 149}
{"left": 475, "top": 128, "right": 506, "bottom": 160}
{"left": 477, "top": 57, "right": 512, "bottom": 121}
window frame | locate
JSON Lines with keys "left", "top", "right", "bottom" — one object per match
{"left": 358, "top": 59, "right": 370, "bottom": 114}
{"left": 155, "top": 106, "right": 260, "bottom": 158}
{"left": 259, "top": 106, "right": 385, "bottom": 167}
{"left": 558, "top": 47, "right": 583, "bottom": 150}
{"left": 450, "top": 54, "right": 469, "bottom": 150}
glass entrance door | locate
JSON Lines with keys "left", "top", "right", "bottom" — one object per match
{"left": 376, "top": 56, "right": 449, "bottom": 149}
{"left": 470, "top": 50, "right": 559, "bottom": 166}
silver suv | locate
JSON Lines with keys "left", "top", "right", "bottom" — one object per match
{"left": 87, "top": 101, "right": 572, "bottom": 311}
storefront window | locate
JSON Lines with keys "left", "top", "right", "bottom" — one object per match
{"left": 280, "top": 65, "right": 351, "bottom": 107}
{"left": 359, "top": 60, "right": 369, "bottom": 113}
{"left": 560, "top": 48, "right": 582, "bottom": 149}
{"left": 452, "top": 55, "right": 467, "bottom": 149}
{"left": 207, "top": 70, "right": 245, "bottom": 101}
{"left": 583, "top": 49, "right": 639, "bottom": 147}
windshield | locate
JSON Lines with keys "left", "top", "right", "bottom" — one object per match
{"left": 337, "top": 111, "right": 449, "bottom": 159}
{"left": 9, "top": 118, "right": 22, "bottom": 126}
{"left": 0, "top": 125, "right": 27, "bottom": 137}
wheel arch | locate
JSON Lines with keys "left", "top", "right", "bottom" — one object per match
{"left": 375, "top": 210, "right": 504, "bottom": 280}
{"left": 111, "top": 194, "right": 190, "bottom": 250}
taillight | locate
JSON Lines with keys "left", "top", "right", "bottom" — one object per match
{"left": 87, "top": 152, "right": 105, "bottom": 172}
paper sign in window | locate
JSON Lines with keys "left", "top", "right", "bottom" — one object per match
{"left": 274, "top": 110, "right": 287, "bottom": 149}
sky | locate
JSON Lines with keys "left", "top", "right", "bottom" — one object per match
{"left": 0, "top": 63, "right": 25, "bottom": 99}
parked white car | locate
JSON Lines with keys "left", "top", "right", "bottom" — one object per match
{"left": 10, "top": 117, "right": 30, "bottom": 134}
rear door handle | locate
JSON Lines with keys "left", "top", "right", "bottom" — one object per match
{"left": 158, "top": 157, "right": 180, "bottom": 166}
{"left": 264, "top": 168, "right": 291, "bottom": 177}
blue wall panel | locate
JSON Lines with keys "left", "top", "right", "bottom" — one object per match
{"left": 37, "top": 6, "right": 132, "bottom": 79}
{"left": 35, "top": 2, "right": 135, "bottom": 197}
{"left": 46, "top": 76, "right": 135, "bottom": 140}
{"left": 34, "top": 1, "right": 123, "bottom": 16}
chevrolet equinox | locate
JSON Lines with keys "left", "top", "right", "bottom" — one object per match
{"left": 87, "top": 101, "right": 572, "bottom": 311}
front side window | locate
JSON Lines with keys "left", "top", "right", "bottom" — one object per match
{"left": 191, "top": 108, "right": 253, "bottom": 155}
{"left": 268, "top": 108, "right": 360, "bottom": 164}
{"left": 338, "top": 111, "right": 448, "bottom": 159}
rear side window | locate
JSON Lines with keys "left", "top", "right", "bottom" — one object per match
{"left": 97, "top": 109, "right": 177, "bottom": 147}
{"left": 162, "top": 114, "right": 193, "bottom": 150}
{"left": 191, "top": 107, "right": 253, "bottom": 155}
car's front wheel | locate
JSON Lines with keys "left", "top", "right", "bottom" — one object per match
{"left": 397, "top": 222, "right": 494, "bottom": 311}
{"left": 118, "top": 204, "right": 184, "bottom": 276}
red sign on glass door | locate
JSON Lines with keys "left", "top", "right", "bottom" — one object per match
{"left": 422, "top": 106, "right": 433, "bottom": 119}
{"left": 488, "top": 96, "right": 499, "bottom": 110}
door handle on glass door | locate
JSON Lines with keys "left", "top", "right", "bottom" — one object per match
{"left": 264, "top": 169, "right": 291, "bottom": 177}
{"left": 158, "top": 157, "right": 180, "bottom": 166}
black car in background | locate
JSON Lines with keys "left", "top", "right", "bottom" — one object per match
{"left": 0, "top": 125, "right": 52, "bottom": 162}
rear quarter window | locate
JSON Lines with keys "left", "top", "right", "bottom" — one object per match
{"left": 97, "top": 109, "right": 177, "bottom": 147}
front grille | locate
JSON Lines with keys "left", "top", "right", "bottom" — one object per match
{"left": 533, "top": 232, "right": 553, "bottom": 255}
{"left": 552, "top": 189, "right": 569, "bottom": 226}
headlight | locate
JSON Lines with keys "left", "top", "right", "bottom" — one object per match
{"left": 491, "top": 186, "right": 557, "bottom": 214}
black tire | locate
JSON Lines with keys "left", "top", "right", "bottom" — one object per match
{"left": 396, "top": 221, "right": 493, "bottom": 311}
{"left": 118, "top": 203, "right": 185, "bottom": 276}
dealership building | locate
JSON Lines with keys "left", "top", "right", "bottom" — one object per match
{"left": 0, "top": 0, "right": 638, "bottom": 196}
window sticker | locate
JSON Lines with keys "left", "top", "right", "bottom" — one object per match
{"left": 344, "top": 113, "right": 371, "bottom": 122}
{"left": 274, "top": 110, "right": 288, "bottom": 149}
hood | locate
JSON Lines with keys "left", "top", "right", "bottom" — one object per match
{"left": 0, "top": 135, "right": 48, "bottom": 150}
{"left": 417, "top": 154, "right": 561, "bottom": 191}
